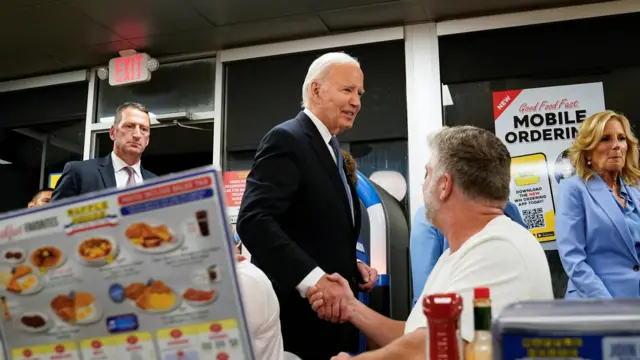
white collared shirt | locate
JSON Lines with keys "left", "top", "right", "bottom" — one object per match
{"left": 110, "top": 152, "right": 143, "bottom": 188}
{"left": 303, "top": 108, "right": 337, "bottom": 164}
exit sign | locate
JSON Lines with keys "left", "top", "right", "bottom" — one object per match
{"left": 108, "top": 53, "right": 152, "bottom": 86}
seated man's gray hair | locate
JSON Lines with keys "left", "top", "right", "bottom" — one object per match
{"left": 428, "top": 126, "right": 511, "bottom": 203}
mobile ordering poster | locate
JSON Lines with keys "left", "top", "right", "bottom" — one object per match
{"left": 493, "top": 83, "right": 605, "bottom": 242}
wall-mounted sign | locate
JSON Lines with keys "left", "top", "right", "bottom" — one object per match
{"left": 108, "top": 53, "right": 151, "bottom": 86}
{"left": 493, "top": 82, "right": 605, "bottom": 243}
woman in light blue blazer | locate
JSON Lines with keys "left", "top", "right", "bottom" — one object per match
{"left": 557, "top": 110, "right": 640, "bottom": 299}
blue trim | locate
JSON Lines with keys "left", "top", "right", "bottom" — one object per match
{"left": 376, "top": 274, "right": 390, "bottom": 286}
{"left": 356, "top": 171, "right": 381, "bottom": 208}
{"left": 356, "top": 250, "right": 369, "bottom": 263}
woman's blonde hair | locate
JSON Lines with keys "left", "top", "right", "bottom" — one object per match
{"left": 569, "top": 110, "right": 640, "bottom": 185}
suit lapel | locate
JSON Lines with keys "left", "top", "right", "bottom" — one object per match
{"left": 141, "top": 167, "right": 153, "bottom": 180}
{"left": 297, "top": 112, "right": 353, "bottom": 225}
{"left": 98, "top": 155, "right": 117, "bottom": 189}
{"left": 587, "top": 176, "right": 636, "bottom": 257}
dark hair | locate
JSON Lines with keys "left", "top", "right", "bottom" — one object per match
{"left": 32, "top": 188, "right": 53, "bottom": 201}
{"left": 114, "top": 102, "right": 150, "bottom": 126}
{"left": 429, "top": 126, "right": 511, "bottom": 203}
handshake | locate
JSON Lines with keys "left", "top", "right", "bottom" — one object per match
{"left": 306, "top": 262, "right": 378, "bottom": 323}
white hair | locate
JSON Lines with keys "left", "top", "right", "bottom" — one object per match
{"left": 301, "top": 52, "right": 359, "bottom": 108}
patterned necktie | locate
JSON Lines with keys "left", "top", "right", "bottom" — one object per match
{"left": 124, "top": 166, "right": 136, "bottom": 186}
{"left": 329, "top": 136, "right": 354, "bottom": 224}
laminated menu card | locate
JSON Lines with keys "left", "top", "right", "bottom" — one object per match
{"left": 0, "top": 166, "right": 254, "bottom": 360}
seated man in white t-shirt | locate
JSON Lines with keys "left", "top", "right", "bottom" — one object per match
{"left": 235, "top": 251, "right": 286, "bottom": 360}
{"left": 307, "top": 126, "right": 554, "bottom": 360}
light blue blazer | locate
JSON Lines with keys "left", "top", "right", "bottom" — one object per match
{"left": 556, "top": 175, "right": 640, "bottom": 299}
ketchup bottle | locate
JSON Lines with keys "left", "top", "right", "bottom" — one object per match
{"left": 423, "top": 293, "right": 464, "bottom": 360}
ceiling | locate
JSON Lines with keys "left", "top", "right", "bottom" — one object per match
{"left": 0, "top": 0, "right": 610, "bottom": 81}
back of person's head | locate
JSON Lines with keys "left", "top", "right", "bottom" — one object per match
{"left": 429, "top": 125, "right": 511, "bottom": 206}
{"left": 301, "top": 52, "right": 359, "bottom": 108}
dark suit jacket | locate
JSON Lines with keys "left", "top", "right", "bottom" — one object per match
{"left": 237, "top": 111, "right": 362, "bottom": 359}
{"left": 52, "top": 155, "right": 156, "bottom": 201}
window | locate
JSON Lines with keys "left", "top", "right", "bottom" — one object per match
{"left": 95, "top": 58, "right": 216, "bottom": 122}
{"left": 224, "top": 40, "right": 407, "bottom": 151}
{"left": 0, "top": 120, "right": 84, "bottom": 213}
{"left": 351, "top": 139, "right": 409, "bottom": 210}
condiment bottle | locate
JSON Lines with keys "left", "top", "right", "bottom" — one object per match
{"left": 423, "top": 292, "right": 464, "bottom": 360}
{"left": 466, "top": 287, "right": 492, "bottom": 360}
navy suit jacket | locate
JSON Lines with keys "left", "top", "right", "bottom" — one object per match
{"left": 52, "top": 155, "right": 156, "bottom": 201}
{"left": 557, "top": 174, "right": 640, "bottom": 299}
{"left": 236, "top": 111, "right": 361, "bottom": 358}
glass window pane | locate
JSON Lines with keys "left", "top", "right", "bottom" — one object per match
{"left": 95, "top": 58, "right": 216, "bottom": 122}
{"left": 0, "top": 119, "right": 84, "bottom": 213}
{"left": 225, "top": 41, "right": 407, "bottom": 151}
{"left": 351, "top": 140, "right": 409, "bottom": 210}
{"left": 225, "top": 151, "right": 255, "bottom": 171}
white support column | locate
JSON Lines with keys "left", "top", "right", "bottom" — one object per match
{"left": 83, "top": 69, "right": 98, "bottom": 160}
{"left": 404, "top": 23, "right": 443, "bottom": 219}
{"left": 212, "top": 56, "right": 224, "bottom": 169}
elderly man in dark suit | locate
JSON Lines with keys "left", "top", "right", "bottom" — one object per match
{"left": 237, "top": 52, "right": 379, "bottom": 360}
{"left": 52, "top": 102, "right": 156, "bottom": 201}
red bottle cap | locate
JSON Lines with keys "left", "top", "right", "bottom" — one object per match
{"left": 474, "top": 287, "right": 490, "bottom": 299}
{"left": 423, "top": 293, "right": 464, "bottom": 319}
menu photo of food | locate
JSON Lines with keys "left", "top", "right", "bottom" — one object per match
{"left": 14, "top": 310, "right": 53, "bottom": 333}
{"left": 30, "top": 246, "right": 66, "bottom": 271}
{"left": 0, "top": 265, "right": 44, "bottom": 296}
{"left": 50, "top": 291, "right": 102, "bottom": 325}
{"left": 124, "top": 279, "right": 181, "bottom": 313}
{"left": 1, "top": 248, "right": 26, "bottom": 265}
{"left": 125, "top": 222, "right": 183, "bottom": 254}
{"left": 182, "top": 287, "right": 216, "bottom": 307}
{"left": 76, "top": 236, "right": 119, "bottom": 267}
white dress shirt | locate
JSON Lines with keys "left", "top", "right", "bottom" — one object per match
{"left": 295, "top": 109, "right": 358, "bottom": 299}
{"left": 111, "top": 152, "right": 143, "bottom": 188}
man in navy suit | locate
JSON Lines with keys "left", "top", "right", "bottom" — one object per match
{"left": 52, "top": 102, "right": 156, "bottom": 201}
{"left": 237, "top": 52, "right": 378, "bottom": 360}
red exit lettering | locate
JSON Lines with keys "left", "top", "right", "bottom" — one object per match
{"left": 115, "top": 54, "right": 143, "bottom": 84}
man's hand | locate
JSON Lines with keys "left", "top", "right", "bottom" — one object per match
{"left": 357, "top": 262, "right": 378, "bottom": 292}
{"left": 331, "top": 352, "right": 354, "bottom": 360}
{"left": 306, "top": 273, "right": 354, "bottom": 323}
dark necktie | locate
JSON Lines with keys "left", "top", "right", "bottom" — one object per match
{"left": 329, "top": 136, "right": 354, "bottom": 224}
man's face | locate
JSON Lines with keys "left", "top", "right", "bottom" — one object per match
{"left": 312, "top": 63, "right": 364, "bottom": 135}
{"left": 423, "top": 161, "right": 440, "bottom": 224}
{"left": 28, "top": 190, "right": 52, "bottom": 208}
{"left": 110, "top": 108, "right": 150, "bottom": 157}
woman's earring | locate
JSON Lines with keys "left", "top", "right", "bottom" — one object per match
{"left": 587, "top": 159, "right": 592, "bottom": 166}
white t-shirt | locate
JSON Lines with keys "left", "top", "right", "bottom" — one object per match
{"left": 236, "top": 260, "right": 285, "bottom": 360}
{"left": 405, "top": 215, "right": 553, "bottom": 342}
